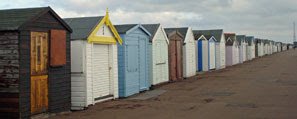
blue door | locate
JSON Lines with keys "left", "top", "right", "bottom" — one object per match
{"left": 198, "top": 40, "right": 203, "bottom": 71}
{"left": 139, "top": 36, "right": 147, "bottom": 91}
{"left": 126, "top": 37, "right": 140, "bottom": 95}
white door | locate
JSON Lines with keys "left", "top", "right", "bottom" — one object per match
{"left": 202, "top": 41, "right": 208, "bottom": 71}
{"left": 209, "top": 42, "right": 215, "bottom": 69}
{"left": 92, "top": 44, "right": 110, "bottom": 101}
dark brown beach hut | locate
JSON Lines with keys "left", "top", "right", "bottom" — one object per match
{"left": 164, "top": 29, "right": 184, "bottom": 81}
{"left": 0, "top": 7, "right": 72, "bottom": 118}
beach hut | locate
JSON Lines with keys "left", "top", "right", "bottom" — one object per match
{"left": 282, "top": 43, "right": 287, "bottom": 51}
{"left": 271, "top": 41, "right": 275, "bottom": 53}
{"left": 165, "top": 27, "right": 196, "bottom": 78}
{"left": 266, "top": 40, "right": 271, "bottom": 55}
{"left": 288, "top": 44, "right": 293, "bottom": 49}
{"left": 263, "top": 39, "right": 269, "bottom": 55}
{"left": 193, "top": 34, "right": 209, "bottom": 71}
{"left": 274, "top": 42, "right": 278, "bottom": 53}
{"left": 114, "top": 24, "right": 151, "bottom": 97}
{"left": 260, "top": 39, "right": 265, "bottom": 56}
{"left": 255, "top": 38, "right": 262, "bottom": 57}
{"left": 0, "top": 7, "right": 72, "bottom": 118}
{"left": 142, "top": 24, "right": 169, "bottom": 85}
{"left": 276, "top": 42, "right": 282, "bottom": 52}
{"left": 236, "top": 35, "right": 247, "bottom": 63}
{"left": 272, "top": 41, "right": 277, "bottom": 53}
{"left": 225, "top": 33, "right": 239, "bottom": 66}
{"left": 164, "top": 29, "right": 184, "bottom": 81}
{"left": 64, "top": 11, "right": 122, "bottom": 110}
{"left": 269, "top": 40, "right": 273, "bottom": 54}
{"left": 192, "top": 30, "right": 225, "bottom": 69}
{"left": 246, "top": 36, "right": 255, "bottom": 60}
{"left": 270, "top": 41, "right": 273, "bottom": 53}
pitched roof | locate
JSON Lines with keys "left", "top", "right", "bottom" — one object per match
{"left": 64, "top": 16, "right": 104, "bottom": 40}
{"left": 164, "top": 29, "right": 176, "bottom": 35}
{"left": 255, "top": 38, "right": 262, "bottom": 43}
{"left": 192, "top": 30, "right": 213, "bottom": 40}
{"left": 246, "top": 36, "right": 255, "bottom": 45}
{"left": 225, "top": 34, "right": 236, "bottom": 46}
{"left": 0, "top": 7, "right": 72, "bottom": 32}
{"left": 164, "top": 27, "right": 188, "bottom": 41}
{"left": 236, "top": 35, "right": 246, "bottom": 45}
{"left": 164, "top": 29, "right": 184, "bottom": 40}
{"left": 142, "top": 24, "right": 160, "bottom": 42}
{"left": 114, "top": 24, "right": 138, "bottom": 34}
{"left": 194, "top": 34, "right": 207, "bottom": 40}
{"left": 263, "top": 39, "right": 270, "bottom": 44}
{"left": 192, "top": 29, "right": 223, "bottom": 42}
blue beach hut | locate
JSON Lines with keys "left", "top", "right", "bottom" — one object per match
{"left": 114, "top": 24, "right": 151, "bottom": 97}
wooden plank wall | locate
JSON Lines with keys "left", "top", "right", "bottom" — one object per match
{"left": 0, "top": 31, "right": 20, "bottom": 119}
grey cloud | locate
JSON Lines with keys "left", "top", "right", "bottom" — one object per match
{"left": 41, "top": 0, "right": 297, "bottom": 43}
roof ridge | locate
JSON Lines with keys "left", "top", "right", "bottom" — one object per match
{"left": 64, "top": 16, "right": 104, "bottom": 19}
{"left": 0, "top": 7, "right": 49, "bottom": 11}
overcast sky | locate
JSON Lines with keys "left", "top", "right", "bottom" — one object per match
{"left": 1, "top": 0, "right": 296, "bottom": 43}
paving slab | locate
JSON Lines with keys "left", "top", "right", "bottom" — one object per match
{"left": 129, "top": 90, "right": 167, "bottom": 100}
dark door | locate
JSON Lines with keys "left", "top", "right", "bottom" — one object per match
{"left": 169, "top": 40, "right": 177, "bottom": 81}
{"left": 176, "top": 40, "right": 183, "bottom": 79}
{"left": 30, "top": 32, "right": 48, "bottom": 114}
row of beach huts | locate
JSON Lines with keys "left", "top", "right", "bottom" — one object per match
{"left": 0, "top": 7, "right": 294, "bottom": 119}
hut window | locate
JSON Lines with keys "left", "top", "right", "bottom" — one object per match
{"left": 102, "top": 25, "right": 105, "bottom": 35}
{"left": 126, "top": 45, "right": 138, "bottom": 72}
{"left": 50, "top": 29, "right": 66, "bottom": 66}
{"left": 37, "top": 45, "right": 41, "bottom": 62}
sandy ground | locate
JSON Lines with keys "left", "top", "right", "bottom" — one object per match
{"left": 51, "top": 50, "right": 297, "bottom": 119}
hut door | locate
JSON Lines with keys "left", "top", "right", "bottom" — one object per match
{"left": 30, "top": 32, "right": 48, "bottom": 114}
{"left": 139, "top": 37, "right": 147, "bottom": 91}
{"left": 209, "top": 42, "right": 216, "bottom": 69}
{"left": 169, "top": 40, "right": 177, "bottom": 81}
{"left": 176, "top": 40, "right": 183, "bottom": 79}
{"left": 92, "top": 44, "right": 111, "bottom": 100}
{"left": 126, "top": 39, "right": 140, "bottom": 94}
{"left": 202, "top": 41, "right": 208, "bottom": 71}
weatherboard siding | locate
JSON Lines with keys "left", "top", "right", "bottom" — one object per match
{"left": 85, "top": 42, "right": 93, "bottom": 106}
{"left": 219, "top": 34, "right": 226, "bottom": 69}
{"left": 183, "top": 28, "right": 196, "bottom": 78}
{"left": 0, "top": 31, "right": 20, "bottom": 119}
{"left": 117, "top": 34, "right": 126, "bottom": 97}
{"left": 215, "top": 38, "right": 226, "bottom": 69}
{"left": 151, "top": 27, "right": 169, "bottom": 85}
{"left": 71, "top": 40, "right": 86, "bottom": 109}
{"left": 112, "top": 44, "right": 119, "bottom": 99}
{"left": 242, "top": 42, "right": 247, "bottom": 62}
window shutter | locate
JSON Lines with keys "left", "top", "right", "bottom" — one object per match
{"left": 50, "top": 29, "right": 66, "bottom": 66}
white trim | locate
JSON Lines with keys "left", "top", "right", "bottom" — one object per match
{"left": 209, "top": 36, "right": 217, "bottom": 41}
{"left": 198, "top": 35, "right": 208, "bottom": 41}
